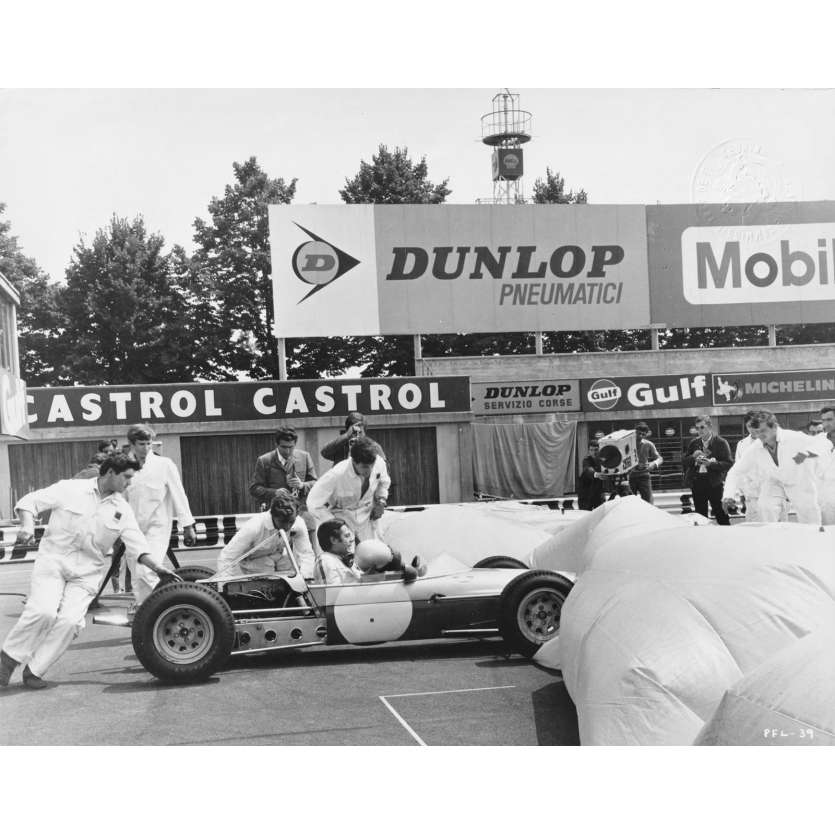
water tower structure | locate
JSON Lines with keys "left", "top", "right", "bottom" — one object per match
{"left": 480, "top": 89, "right": 531, "bottom": 204}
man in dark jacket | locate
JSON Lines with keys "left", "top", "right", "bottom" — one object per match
{"left": 320, "top": 412, "right": 385, "bottom": 464}
{"left": 577, "top": 440, "right": 605, "bottom": 510}
{"left": 250, "top": 426, "right": 318, "bottom": 537}
{"left": 682, "top": 415, "right": 733, "bottom": 525}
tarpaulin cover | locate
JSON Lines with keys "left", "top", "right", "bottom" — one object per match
{"left": 694, "top": 629, "right": 835, "bottom": 745}
{"left": 532, "top": 497, "right": 835, "bottom": 745}
{"left": 472, "top": 420, "right": 577, "bottom": 500}
{"left": 377, "top": 501, "right": 569, "bottom": 571}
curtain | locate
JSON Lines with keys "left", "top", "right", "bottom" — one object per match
{"left": 472, "top": 420, "right": 577, "bottom": 499}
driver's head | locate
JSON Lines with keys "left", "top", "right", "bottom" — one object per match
{"left": 269, "top": 492, "right": 298, "bottom": 532}
{"left": 317, "top": 519, "right": 354, "bottom": 557}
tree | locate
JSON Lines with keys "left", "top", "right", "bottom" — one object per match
{"left": 191, "top": 157, "right": 297, "bottom": 379}
{"left": 531, "top": 168, "right": 588, "bottom": 204}
{"left": 0, "top": 203, "right": 65, "bottom": 385}
{"left": 340, "top": 145, "right": 451, "bottom": 204}
{"left": 58, "top": 215, "right": 216, "bottom": 384}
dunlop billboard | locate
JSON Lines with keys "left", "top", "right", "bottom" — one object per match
{"left": 270, "top": 204, "right": 651, "bottom": 337}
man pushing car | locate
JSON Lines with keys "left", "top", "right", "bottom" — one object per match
{"left": 0, "top": 452, "right": 181, "bottom": 689}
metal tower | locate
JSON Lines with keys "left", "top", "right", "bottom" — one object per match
{"left": 480, "top": 89, "right": 532, "bottom": 204}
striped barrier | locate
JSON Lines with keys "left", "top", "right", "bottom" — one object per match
{"left": 0, "top": 514, "right": 257, "bottom": 565}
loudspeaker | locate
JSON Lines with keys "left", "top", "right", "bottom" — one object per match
{"left": 597, "top": 429, "right": 637, "bottom": 475}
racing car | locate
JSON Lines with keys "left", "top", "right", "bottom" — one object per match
{"left": 96, "top": 531, "right": 574, "bottom": 684}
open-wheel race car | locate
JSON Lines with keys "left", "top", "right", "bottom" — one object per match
{"left": 96, "top": 531, "right": 574, "bottom": 684}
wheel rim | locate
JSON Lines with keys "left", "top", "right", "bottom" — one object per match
{"left": 516, "top": 588, "right": 563, "bottom": 645}
{"left": 152, "top": 603, "right": 216, "bottom": 664}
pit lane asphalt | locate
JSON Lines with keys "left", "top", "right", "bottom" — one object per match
{"left": 0, "top": 565, "right": 579, "bottom": 746}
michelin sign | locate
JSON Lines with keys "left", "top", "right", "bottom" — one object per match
{"left": 270, "top": 204, "right": 651, "bottom": 337}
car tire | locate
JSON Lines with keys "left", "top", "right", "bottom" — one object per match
{"left": 498, "top": 570, "right": 573, "bottom": 658}
{"left": 132, "top": 582, "right": 235, "bottom": 683}
{"left": 473, "top": 555, "right": 528, "bottom": 570}
{"left": 168, "top": 565, "right": 216, "bottom": 583}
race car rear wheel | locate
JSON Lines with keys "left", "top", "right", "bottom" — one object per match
{"left": 498, "top": 571, "right": 572, "bottom": 657}
{"left": 473, "top": 555, "right": 528, "bottom": 569}
{"left": 132, "top": 582, "right": 235, "bottom": 683}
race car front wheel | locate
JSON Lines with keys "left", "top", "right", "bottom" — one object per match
{"left": 132, "top": 582, "right": 235, "bottom": 683}
{"left": 156, "top": 564, "right": 216, "bottom": 586}
{"left": 498, "top": 571, "right": 573, "bottom": 657}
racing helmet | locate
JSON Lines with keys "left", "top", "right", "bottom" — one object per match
{"left": 353, "top": 539, "right": 393, "bottom": 572}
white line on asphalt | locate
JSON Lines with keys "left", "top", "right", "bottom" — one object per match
{"left": 378, "top": 685, "right": 517, "bottom": 746}
{"left": 383, "top": 684, "right": 517, "bottom": 699}
{"left": 378, "top": 696, "right": 427, "bottom": 746}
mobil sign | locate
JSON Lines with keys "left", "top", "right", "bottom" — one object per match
{"left": 270, "top": 204, "right": 650, "bottom": 337}
{"left": 581, "top": 373, "right": 712, "bottom": 412}
{"left": 647, "top": 201, "right": 835, "bottom": 327}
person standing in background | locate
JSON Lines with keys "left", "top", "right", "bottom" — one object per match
{"left": 320, "top": 412, "right": 384, "bottom": 464}
{"left": 250, "top": 425, "right": 318, "bottom": 541}
{"left": 814, "top": 405, "right": 835, "bottom": 524}
{"left": 683, "top": 415, "right": 732, "bottom": 525}
{"left": 577, "top": 440, "right": 605, "bottom": 510}
{"left": 731, "top": 411, "right": 782, "bottom": 522}
{"left": 723, "top": 411, "right": 831, "bottom": 525}
{"left": 628, "top": 422, "right": 663, "bottom": 504}
{"left": 124, "top": 424, "right": 197, "bottom": 613}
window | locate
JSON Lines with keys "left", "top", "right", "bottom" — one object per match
{"left": 0, "top": 296, "right": 15, "bottom": 373}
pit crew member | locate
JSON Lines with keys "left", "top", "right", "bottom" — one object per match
{"left": 307, "top": 436, "right": 391, "bottom": 541}
{"left": 0, "top": 453, "right": 180, "bottom": 689}
{"left": 216, "top": 492, "right": 315, "bottom": 579}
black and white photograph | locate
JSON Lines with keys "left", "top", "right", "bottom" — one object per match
{"left": 1, "top": 4, "right": 832, "bottom": 833}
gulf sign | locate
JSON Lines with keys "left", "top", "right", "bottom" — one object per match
{"left": 270, "top": 204, "right": 650, "bottom": 337}
{"left": 581, "top": 374, "right": 712, "bottom": 412}
{"left": 647, "top": 201, "right": 835, "bottom": 327}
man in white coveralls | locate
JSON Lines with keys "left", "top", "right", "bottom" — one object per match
{"left": 216, "top": 492, "right": 316, "bottom": 579}
{"left": 307, "top": 436, "right": 391, "bottom": 542}
{"left": 722, "top": 410, "right": 832, "bottom": 525}
{"left": 0, "top": 452, "right": 180, "bottom": 689}
{"left": 125, "top": 423, "right": 197, "bottom": 610}
{"left": 730, "top": 410, "right": 787, "bottom": 522}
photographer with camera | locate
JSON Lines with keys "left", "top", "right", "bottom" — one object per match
{"left": 320, "top": 412, "right": 385, "bottom": 465}
{"left": 683, "top": 415, "right": 733, "bottom": 525}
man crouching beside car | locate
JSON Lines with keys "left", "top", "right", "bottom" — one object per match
{"left": 0, "top": 452, "right": 181, "bottom": 690}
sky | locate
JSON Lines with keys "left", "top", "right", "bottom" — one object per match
{"left": 2, "top": 87, "right": 835, "bottom": 282}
